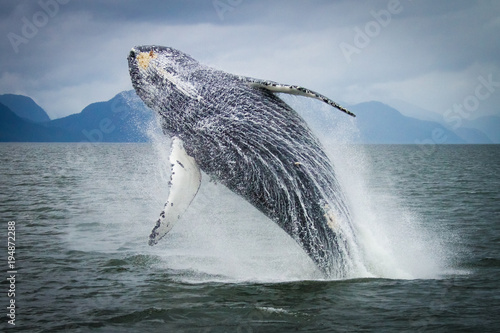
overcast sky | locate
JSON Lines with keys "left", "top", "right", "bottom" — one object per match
{"left": 1, "top": 0, "right": 499, "bottom": 120}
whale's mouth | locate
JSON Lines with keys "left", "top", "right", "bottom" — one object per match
{"left": 127, "top": 49, "right": 142, "bottom": 92}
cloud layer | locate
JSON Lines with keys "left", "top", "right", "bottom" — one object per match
{"left": 1, "top": 0, "right": 499, "bottom": 119}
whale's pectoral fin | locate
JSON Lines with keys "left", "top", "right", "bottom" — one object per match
{"left": 239, "top": 76, "right": 355, "bottom": 117}
{"left": 149, "top": 137, "right": 201, "bottom": 246}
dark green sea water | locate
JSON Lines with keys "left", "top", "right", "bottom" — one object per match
{"left": 1, "top": 143, "right": 499, "bottom": 332}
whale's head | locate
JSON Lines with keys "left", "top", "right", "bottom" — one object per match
{"left": 128, "top": 45, "right": 201, "bottom": 109}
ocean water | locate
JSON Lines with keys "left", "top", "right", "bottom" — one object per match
{"left": 0, "top": 142, "right": 499, "bottom": 332}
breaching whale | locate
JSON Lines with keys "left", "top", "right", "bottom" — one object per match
{"left": 128, "top": 46, "right": 357, "bottom": 278}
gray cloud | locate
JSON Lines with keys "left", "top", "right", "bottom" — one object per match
{"left": 1, "top": 0, "right": 499, "bottom": 119}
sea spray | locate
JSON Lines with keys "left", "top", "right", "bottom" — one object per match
{"left": 146, "top": 121, "right": 320, "bottom": 282}
{"left": 128, "top": 46, "right": 362, "bottom": 278}
{"left": 124, "top": 84, "right": 451, "bottom": 281}
{"left": 292, "top": 96, "right": 450, "bottom": 279}
{"left": 127, "top": 100, "right": 320, "bottom": 281}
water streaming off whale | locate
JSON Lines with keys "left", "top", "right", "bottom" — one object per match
{"left": 67, "top": 91, "right": 450, "bottom": 283}
{"left": 127, "top": 46, "right": 367, "bottom": 278}
{"left": 125, "top": 46, "right": 452, "bottom": 280}
{"left": 5, "top": 142, "right": 496, "bottom": 332}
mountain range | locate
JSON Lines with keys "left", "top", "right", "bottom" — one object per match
{"left": 0, "top": 92, "right": 498, "bottom": 144}
{"left": 0, "top": 92, "right": 153, "bottom": 143}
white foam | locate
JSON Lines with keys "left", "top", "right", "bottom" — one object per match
{"left": 64, "top": 93, "right": 454, "bottom": 283}
{"left": 291, "top": 96, "right": 451, "bottom": 279}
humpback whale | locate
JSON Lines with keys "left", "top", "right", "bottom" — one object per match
{"left": 128, "top": 46, "right": 357, "bottom": 278}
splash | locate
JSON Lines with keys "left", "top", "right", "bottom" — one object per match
{"left": 62, "top": 91, "right": 451, "bottom": 282}
{"left": 137, "top": 100, "right": 443, "bottom": 282}
{"left": 291, "top": 96, "right": 451, "bottom": 279}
